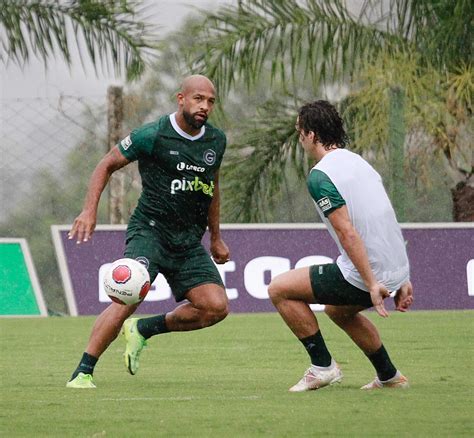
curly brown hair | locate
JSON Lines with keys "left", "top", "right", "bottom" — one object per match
{"left": 297, "top": 100, "right": 348, "bottom": 150}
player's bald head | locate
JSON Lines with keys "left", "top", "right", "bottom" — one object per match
{"left": 180, "top": 75, "right": 215, "bottom": 95}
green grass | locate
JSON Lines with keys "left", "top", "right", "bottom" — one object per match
{"left": 1, "top": 311, "right": 473, "bottom": 437}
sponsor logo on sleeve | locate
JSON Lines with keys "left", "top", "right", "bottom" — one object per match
{"left": 317, "top": 196, "right": 332, "bottom": 212}
{"left": 120, "top": 135, "right": 132, "bottom": 150}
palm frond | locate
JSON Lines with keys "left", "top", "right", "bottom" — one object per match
{"left": 0, "top": 0, "right": 158, "bottom": 80}
{"left": 344, "top": 49, "right": 473, "bottom": 188}
{"left": 391, "top": 0, "right": 473, "bottom": 71}
{"left": 447, "top": 63, "right": 473, "bottom": 113}
{"left": 221, "top": 101, "right": 307, "bottom": 222}
{"left": 191, "top": 0, "right": 400, "bottom": 97}
{"left": 343, "top": 49, "right": 438, "bottom": 152}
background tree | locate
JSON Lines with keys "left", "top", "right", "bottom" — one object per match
{"left": 0, "top": 0, "right": 158, "bottom": 80}
{"left": 190, "top": 0, "right": 473, "bottom": 221}
{"left": 0, "top": 5, "right": 462, "bottom": 312}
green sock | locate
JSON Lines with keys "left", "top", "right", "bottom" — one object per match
{"left": 137, "top": 313, "right": 170, "bottom": 339}
{"left": 300, "top": 331, "right": 332, "bottom": 367}
{"left": 70, "top": 352, "right": 98, "bottom": 380}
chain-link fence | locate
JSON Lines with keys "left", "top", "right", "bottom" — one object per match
{"left": 1, "top": 92, "right": 143, "bottom": 223}
{"left": 1, "top": 95, "right": 103, "bottom": 218}
{"left": 0, "top": 92, "right": 142, "bottom": 313}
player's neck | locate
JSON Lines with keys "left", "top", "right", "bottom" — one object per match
{"left": 314, "top": 144, "right": 338, "bottom": 163}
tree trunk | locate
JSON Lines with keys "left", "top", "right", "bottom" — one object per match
{"left": 451, "top": 180, "right": 474, "bottom": 221}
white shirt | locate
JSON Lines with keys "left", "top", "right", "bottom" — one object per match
{"left": 312, "top": 149, "right": 410, "bottom": 292}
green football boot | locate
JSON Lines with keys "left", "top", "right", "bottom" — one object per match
{"left": 122, "top": 318, "right": 147, "bottom": 375}
{"left": 66, "top": 372, "right": 96, "bottom": 389}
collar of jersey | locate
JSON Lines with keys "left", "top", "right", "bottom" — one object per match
{"left": 169, "top": 112, "right": 206, "bottom": 141}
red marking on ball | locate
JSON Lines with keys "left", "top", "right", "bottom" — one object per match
{"left": 109, "top": 295, "right": 125, "bottom": 305}
{"left": 139, "top": 281, "right": 151, "bottom": 300}
{"left": 112, "top": 265, "right": 132, "bottom": 284}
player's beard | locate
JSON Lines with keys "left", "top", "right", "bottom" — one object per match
{"left": 183, "top": 109, "right": 207, "bottom": 129}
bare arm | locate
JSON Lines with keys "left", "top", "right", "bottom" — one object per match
{"left": 328, "top": 205, "right": 390, "bottom": 317}
{"left": 208, "top": 172, "right": 230, "bottom": 264}
{"left": 69, "top": 146, "right": 130, "bottom": 244}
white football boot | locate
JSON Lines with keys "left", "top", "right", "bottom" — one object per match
{"left": 361, "top": 370, "right": 409, "bottom": 390}
{"left": 289, "top": 360, "right": 343, "bottom": 392}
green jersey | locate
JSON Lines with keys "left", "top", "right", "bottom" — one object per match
{"left": 118, "top": 113, "right": 226, "bottom": 249}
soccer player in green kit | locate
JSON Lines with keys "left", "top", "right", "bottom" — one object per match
{"left": 67, "top": 75, "right": 230, "bottom": 388}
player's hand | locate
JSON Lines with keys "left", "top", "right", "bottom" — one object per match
{"left": 394, "top": 281, "right": 414, "bottom": 312}
{"left": 210, "top": 238, "right": 230, "bottom": 264}
{"left": 68, "top": 210, "right": 97, "bottom": 244}
{"left": 369, "top": 283, "right": 390, "bottom": 318}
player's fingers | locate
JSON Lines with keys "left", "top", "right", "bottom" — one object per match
{"left": 396, "top": 296, "right": 412, "bottom": 312}
{"left": 76, "top": 222, "right": 91, "bottom": 244}
{"left": 83, "top": 224, "right": 94, "bottom": 242}
{"left": 376, "top": 302, "right": 389, "bottom": 317}
{"left": 214, "top": 255, "right": 229, "bottom": 264}
{"left": 75, "top": 226, "right": 85, "bottom": 244}
{"left": 68, "top": 221, "right": 78, "bottom": 240}
{"left": 212, "top": 247, "right": 230, "bottom": 264}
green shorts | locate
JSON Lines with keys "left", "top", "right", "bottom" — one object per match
{"left": 124, "top": 220, "right": 224, "bottom": 302}
{"left": 309, "top": 263, "right": 373, "bottom": 308}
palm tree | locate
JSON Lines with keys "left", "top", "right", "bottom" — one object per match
{"left": 0, "top": 0, "right": 158, "bottom": 80}
{"left": 191, "top": 0, "right": 473, "bottom": 221}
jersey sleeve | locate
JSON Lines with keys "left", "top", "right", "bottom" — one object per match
{"left": 117, "top": 124, "right": 156, "bottom": 161}
{"left": 307, "top": 169, "right": 346, "bottom": 217}
{"left": 214, "top": 130, "right": 227, "bottom": 168}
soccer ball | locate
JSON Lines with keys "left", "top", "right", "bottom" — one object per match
{"left": 103, "top": 258, "right": 151, "bottom": 305}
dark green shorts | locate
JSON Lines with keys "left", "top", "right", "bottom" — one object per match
{"left": 309, "top": 263, "right": 373, "bottom": 308}
{"left": 124, "top": 221, "right": 224, "bottom": 302}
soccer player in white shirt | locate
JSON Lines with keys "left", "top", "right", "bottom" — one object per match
{"left": 268, "top": 100, "right": 413, "bottom": 392}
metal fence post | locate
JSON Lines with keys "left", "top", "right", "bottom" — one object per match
{"left": 388, "top": 86, "right": 406, "bottom": 222}
{"left": 107, "top": 86, "right": 125, "bottom": 224}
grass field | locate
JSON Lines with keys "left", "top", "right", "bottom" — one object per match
{"left": 1, "top": 310, "right": 473, "bottom": 437}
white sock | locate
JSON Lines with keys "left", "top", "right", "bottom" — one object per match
{"left": 380, "top": 370, "right": 401, "bottom": 383}
{"left": 310, "top": 359, "right": 336, "bottom": 372}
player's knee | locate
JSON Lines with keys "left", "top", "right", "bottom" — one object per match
{"left": 268, "top": 275, "right": 285, "bottom": 303}
{"left": 204, "top": 299, "right": 229, "bottom": 325}
{"left": 111, "top": 301, "right": 138, "bottom": 320}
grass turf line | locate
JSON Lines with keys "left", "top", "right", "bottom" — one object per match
{"left": 1, "top": 310, "right": 473, "bottom": 437}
